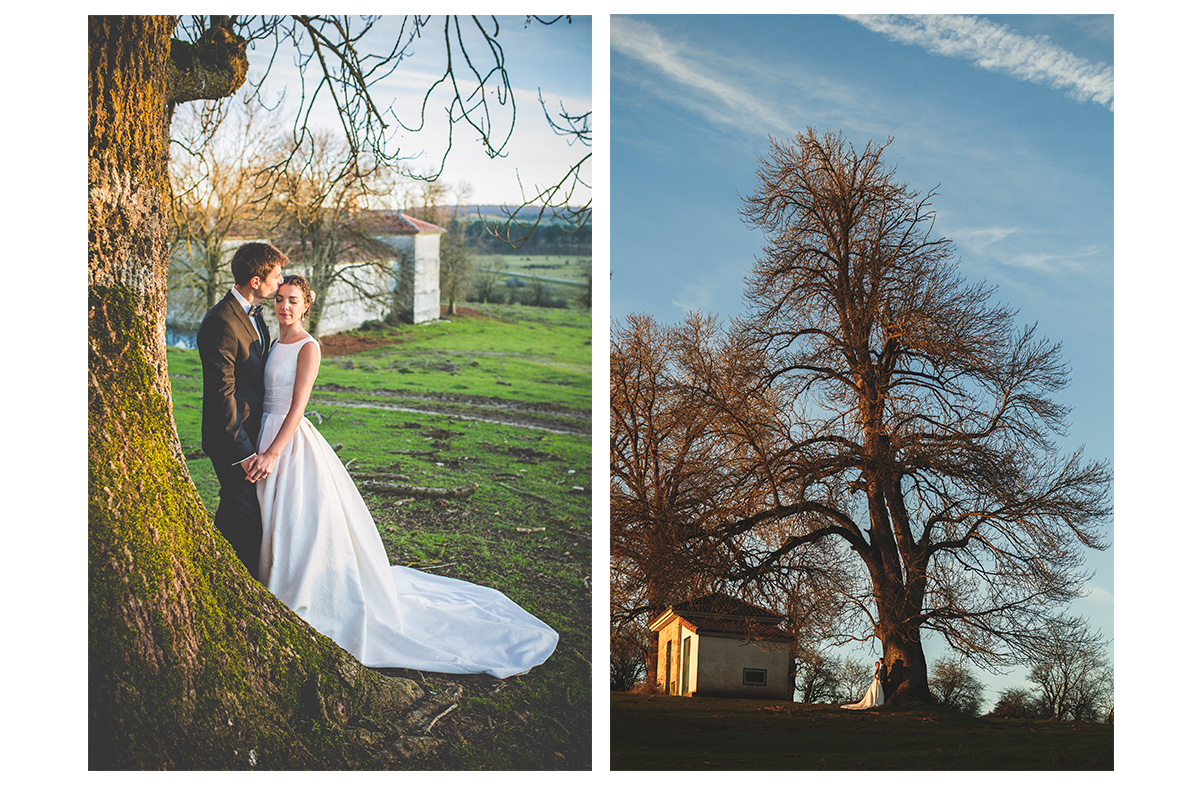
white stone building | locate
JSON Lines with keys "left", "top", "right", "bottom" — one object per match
{"left": 357, "top": 210, "right": 445, "bottom": 329}
{"left": 650, "top": 594, "right": 794, "bottom": 701}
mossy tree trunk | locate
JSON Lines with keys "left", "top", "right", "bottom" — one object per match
{"left": 88, "top": 15, "right": 428, "bottom": 769}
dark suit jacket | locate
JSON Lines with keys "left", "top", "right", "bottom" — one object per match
{"left": 197, "top": 291, "right": 269, "bottom": 466}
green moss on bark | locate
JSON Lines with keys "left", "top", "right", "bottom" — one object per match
{"left": 89, "top": 285, "right": 423, "bottom": 768}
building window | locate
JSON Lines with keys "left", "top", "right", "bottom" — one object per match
{"left": 743, "top": 668, "right": 767, "bottom": 686}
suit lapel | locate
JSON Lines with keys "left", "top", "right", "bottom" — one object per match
{"left": 225, "top": 291, "right": 271, "bottom": 355}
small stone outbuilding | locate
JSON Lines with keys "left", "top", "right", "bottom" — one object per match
{"left": 362, "top": 210, "right": 445, "bottom": 327}
{"left": 649, "top": 594, "right": 793, "bottom": 700}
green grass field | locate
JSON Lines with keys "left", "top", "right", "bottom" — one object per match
{"left": 167, "top": 304, "right": 592, "bottom": 769}
{"left": 611, "top": 693, "right": 1113, "bottom": 770}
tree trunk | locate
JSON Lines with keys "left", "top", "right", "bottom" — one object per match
{"left": 89, "top": 15, "right": 430, "bottom": 769}
{"left": 868, "top": 560, "right": 933, "bottom": 705}
{"left": 874, "top": 560, "right": 932, "bottom": 705}
{"left": 880, "top": 625, "right": 930, "bottom": 705}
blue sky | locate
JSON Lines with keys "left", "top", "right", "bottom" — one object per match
{"left": 239, "top": 15, "right": 592, "bottom": 207}
{"left": 610, "top": 13, "right": 1114, "bottom": 703}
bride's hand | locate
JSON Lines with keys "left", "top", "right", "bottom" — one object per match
{"left": 254, "top": 450, "right": 279, "bottom": 481}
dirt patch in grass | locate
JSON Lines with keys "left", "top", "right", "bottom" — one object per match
{"left": 318, "top": 307, "right": 496, "bottom": 356}
{"left": 313, "top": 383, "right": 590, "bottom": 436}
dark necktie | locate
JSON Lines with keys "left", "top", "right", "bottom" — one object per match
{"left": 249, "top": 305, "right": 266, "bottom": 346}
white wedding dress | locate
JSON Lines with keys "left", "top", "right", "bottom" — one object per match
{"left": 842, "top": 672, "right": 885, "bottom": 709}
{"left": 255, "top": 334, "right": 558, "bottom": 678}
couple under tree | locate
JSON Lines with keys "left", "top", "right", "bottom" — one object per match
{"left": 842, "top": 659, "right": 888, "bottom": 710}
{"left": 197, "top": 242, "right": 558, "bottom": 678}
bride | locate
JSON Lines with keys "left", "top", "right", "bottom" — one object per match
{"left": 842, "top": 658, "right": 886, "bottom": 710}
{"left": 250, "top": 275, "right": 558, "bottom": 678}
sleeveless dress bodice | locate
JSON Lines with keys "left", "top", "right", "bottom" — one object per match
{"left": 263, "top": 334, "right": 317, "bottom": 415}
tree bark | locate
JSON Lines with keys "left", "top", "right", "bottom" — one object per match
{"left": 88, "top": 15, "right": 429, "bottom": 769}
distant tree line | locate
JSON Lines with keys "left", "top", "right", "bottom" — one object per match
{"left": 463, "top": 218, "right": 591, "bottom": 256}
{"left": 784, "top": 617, "right": 1112, "bottom": 721}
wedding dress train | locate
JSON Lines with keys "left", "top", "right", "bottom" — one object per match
{"left": 842, "top": 677, "right": 885, "bottom": 709}
{"left": 255, "top": 334, "right": 558, "bottom": 678}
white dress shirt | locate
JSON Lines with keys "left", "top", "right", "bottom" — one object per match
{"left": 228, "top": 287, "right": 263, "bottom": 346}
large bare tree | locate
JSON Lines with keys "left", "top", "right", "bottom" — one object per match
{"left": 610, "top": 314, "right": 735, "bottom": 623}
{"left": 731, "top": 129, "right": 1110, "bottom": 702}
{"left": 89, "top": 14, "right": 582, "bottom": 768}
{"left": 610, "top": 313, "right": 854, "bottom": 686}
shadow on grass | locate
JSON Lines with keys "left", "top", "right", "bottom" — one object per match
{"left": 610, "top": 692, "right": 1112, "bottom": 770}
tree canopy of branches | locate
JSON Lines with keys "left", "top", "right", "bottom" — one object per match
{"left": 271, "top": 129, "right": 398, "bottom": 336}
{"left": 89, "top": 14, "right": 583, "bottom": 768}
{"left": 189, "top": 14, "right": 591, "bottom": 244}
{"left": 834, "top": 657, "right": 874, "bottom": 705}
{"left": 793, "top": 644, "right": 843, "bottom": 704}
{"left": 987, "top": 686, "right": 1037, "bottom": 719}
{"left": 610, "top": 622, "right": 650, "bottom": 692}
{"left": 168, "top": 96, "right": 278, "bottom": 323}
{"left": 610, "top": 129, "right": 1111, "bottom": 706}
{"left": 491, "top": 89, "right": 592, "bottom": 246}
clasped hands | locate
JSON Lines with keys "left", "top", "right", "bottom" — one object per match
{"left": 242, "top": 451, "right": 278, "bottom": 483}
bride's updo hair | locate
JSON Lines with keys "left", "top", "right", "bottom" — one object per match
{"left": 280, "top": 274, "right": 316, "bottom": 319}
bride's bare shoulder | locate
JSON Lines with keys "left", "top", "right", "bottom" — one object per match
{"left": 297, "top": 337, "right": 321, "bottom": 364}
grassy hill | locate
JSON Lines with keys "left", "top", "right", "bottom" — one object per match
{"left": 166, "top": 304, "right": 592, "bottom": 769}
{"left": 611, "top": 692, "right": 1113, "bottom": 770}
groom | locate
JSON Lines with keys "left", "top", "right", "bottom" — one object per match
{"left": 197, "top": 242, "right": 288, "bottom": 577}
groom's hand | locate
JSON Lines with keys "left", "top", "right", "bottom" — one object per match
{"left": 242, "top": 453, "right": 266, "bottom": 483}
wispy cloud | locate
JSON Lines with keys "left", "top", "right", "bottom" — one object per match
{"left": 948, "top": 225, "right": 1107, "bottom": 281}
{"left": 845, "top": 14, "right": 1114, "bottom": 110}
{"left": 952, "top": 226, "right": 1020, "bottom": 249}
{"left": 1082, "top": 582, "right": 1114, "bottom": 606}
{"left": 610, "top": 16, "right": 792, "bottom": 136}
{"left": 1006, "top": 245, "right": 1105, "bottom": 275}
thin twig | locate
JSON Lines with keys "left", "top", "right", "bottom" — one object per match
{"left": 423, "top": 703, "right": 457, "bottom": 734}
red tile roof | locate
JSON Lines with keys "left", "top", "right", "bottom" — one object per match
{"left": 650, "top": 593, "right": 792, "bottom": 642}
{"left": 360, "top": 210, "right": 447, "bottom": 235}
{"left": 668, "top": 593, "right": 785, "bottom": 622}
{"left": 676, "top": 613, "right": 792, "bottom": 641}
